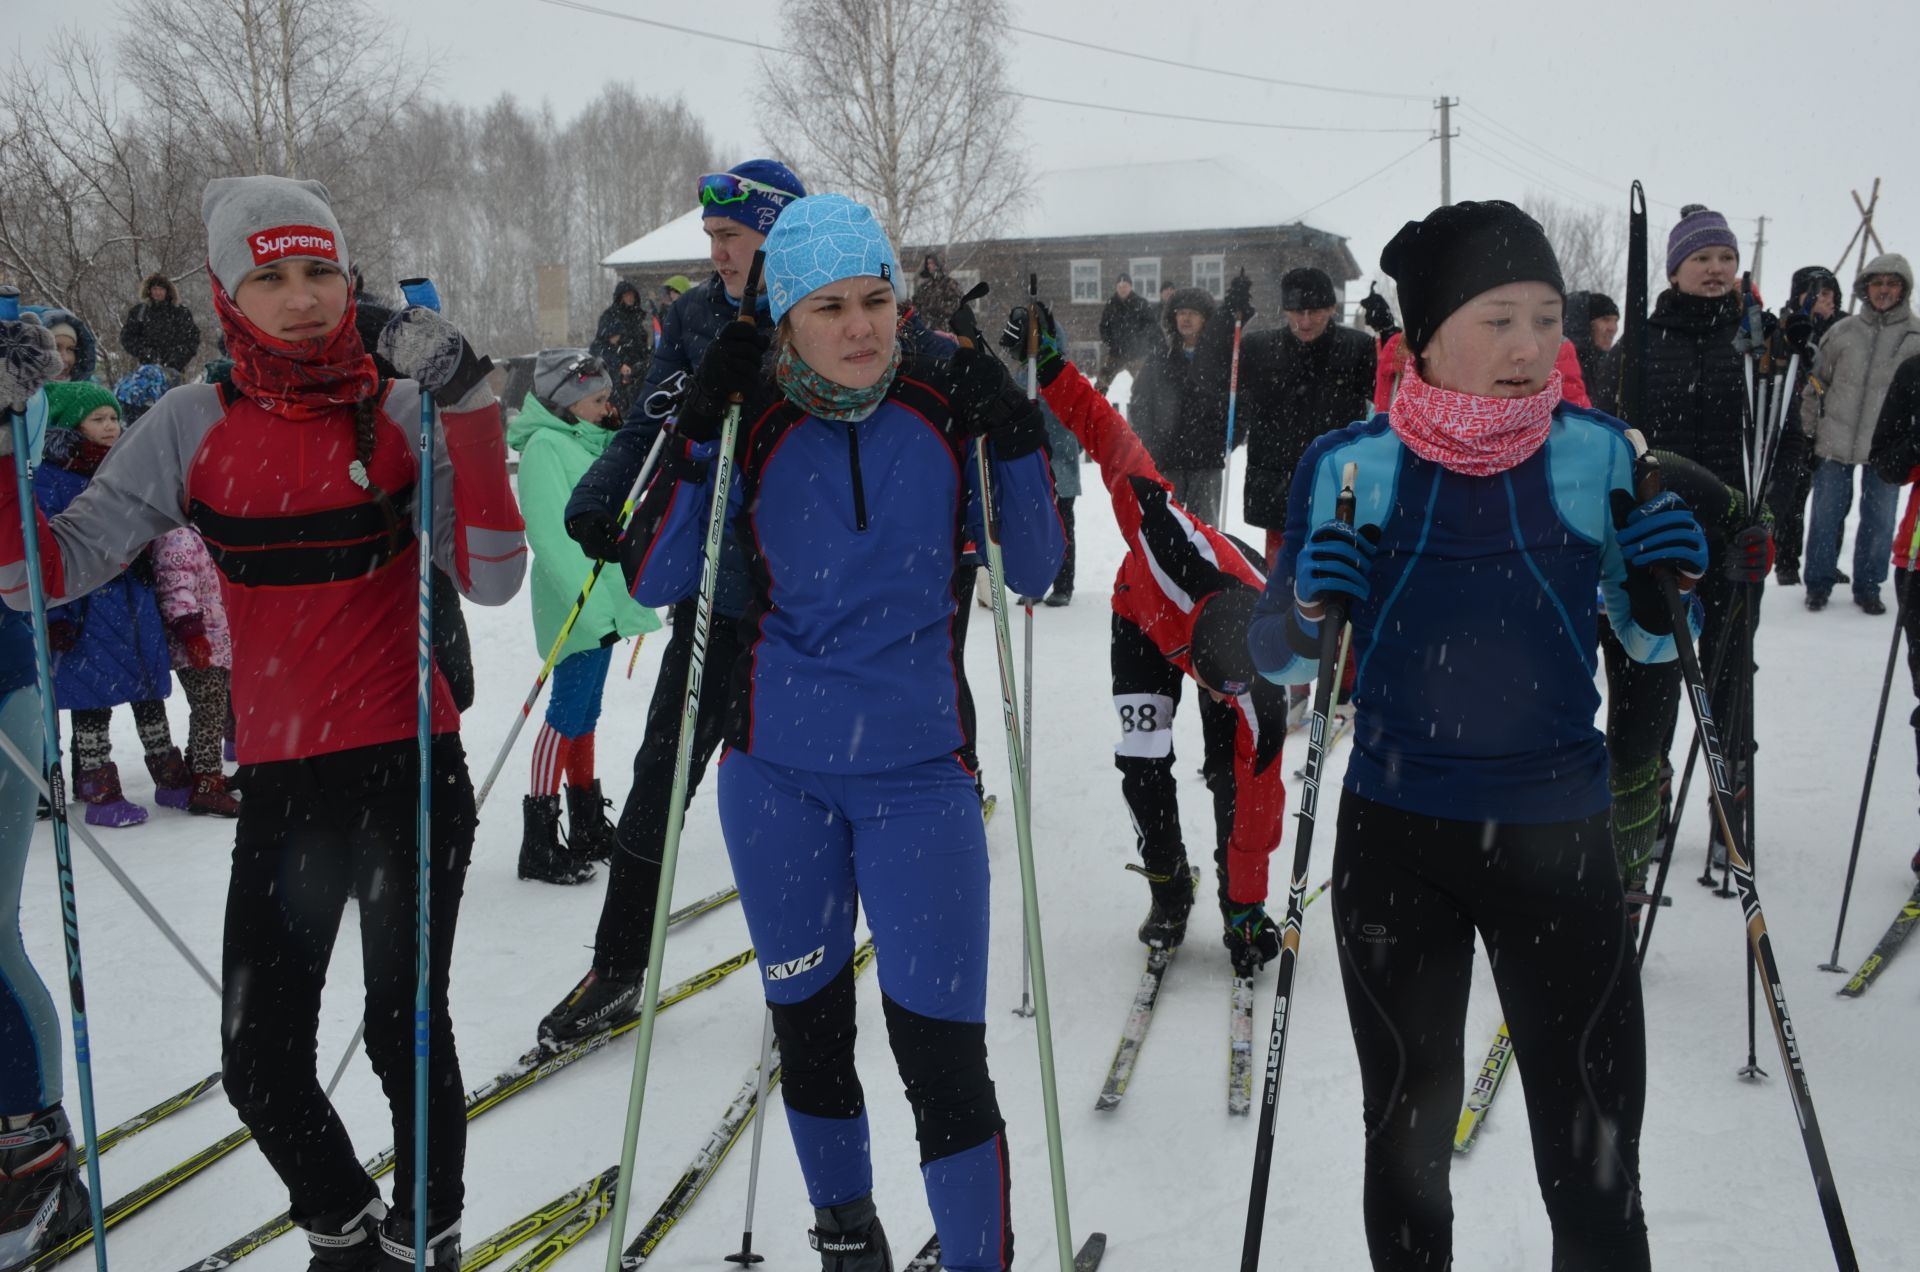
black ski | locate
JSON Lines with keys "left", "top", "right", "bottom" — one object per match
{"left": 904, "top": 1231, "right": 1106, "bottom": 1270}
{"left": 76, "top": 1069, "right": 224, "bottom": 1166}
{"left": 1838, "top": 879, "right": 1920, "bottom": 998}
{"left": 1229, "top": 877, "right": 1331, "bottom": 1115}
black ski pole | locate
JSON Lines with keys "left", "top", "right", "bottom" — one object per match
{"left": 1820, "top": 520, "right": 1920, "bottom": 972}
{"left": 1240, "top": 461, "right": 1356, "bottom": 1272}
{"left": 1628, "top": 430, "right": 1858, "bottom": 1271}
{"left": 1738, "top": 587, "right": 1766, "bottom": 1079}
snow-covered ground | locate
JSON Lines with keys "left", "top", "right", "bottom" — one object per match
{"left": 38, "top": 453, "right": 1918, "bottom": 1271}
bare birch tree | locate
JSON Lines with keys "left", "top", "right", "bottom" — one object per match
{"left": 1524, "top": 196, "right": 1630, "bottom": 299}
{"left": 756, "top": 0, "right": 1030, "bottom": 255}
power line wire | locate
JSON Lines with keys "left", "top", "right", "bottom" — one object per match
{"left": 1455, "top": 135, "right": 1612, "bottom": 212}
{"left": 1286, "top": 138, "right": 1434, "bottom": 224}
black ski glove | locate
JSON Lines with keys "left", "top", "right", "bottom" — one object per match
{"left": 678, "top": 320, "right": 764, "bottom": 443}
{"left": 948, "top": 343, "right": 1045, "bottom": 459}
{"left": 377, "top": 308, "right": 494, "bottom": 411}
{"left": 1359, "top": 285, "right": 1398, "bottom": 337}
{"left": 1224, "top": 273, "right": 1254, "bottom": 324}
{"left": 567, "top": 512, "right": 622, "bottom": 563}
{"left": 996, "top": 303, "right": 1067, "bottom": 387}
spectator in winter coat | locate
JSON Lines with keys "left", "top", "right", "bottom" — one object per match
{"left": 118, "top": 272, "right": 200, "bottom": 372}
{"left": 1096, "top": 272, "right": 1160, "bottom": 393}
{"left": 1770, "top": 266, "right": 1843, "bottom": 586}
{"left": 35, "top": 383, "right": 179, "bottom": 829}
{"left": 508, "top": 349, "right": 661, "bottom": 888}
{"left": 1801, "top": 251, "right": 1920, "bottom": 613}
{"left": 1866, "top": 350, "right": 1920, "bottom": 874}
{"left": 1565, "top": 291, "right": 1620, "bottom": 413}
{"left": 116, "top": 365, "right": 238, "bottom": 818}
{"left": 590, "top": 280, "right": 652, "bottom": 418}
{"left": 1129, "top": 285, "right": 1230, "bottom": 513}
{"left": 24, "top": 308, "right": 97, "bottom": 384}
{"left": 910, "top": 253, "right": 963, "bottom": 334}
{"left": 1215, "top": 267, "right": 1376, "bottom": 562}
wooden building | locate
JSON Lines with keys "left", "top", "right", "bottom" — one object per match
{"left": 601, "top": 158, "right": 1363, "bottom": 375}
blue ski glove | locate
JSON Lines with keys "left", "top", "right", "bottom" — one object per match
{"left": 1294, "top": 519, "right": 1381, "bottom": 608}
{"left": 1614, "top": 490, "right": 1708, "bottom": 578}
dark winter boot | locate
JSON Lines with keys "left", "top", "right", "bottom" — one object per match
{"left": 1222, "top": 902, "right": 1281, "bottom": 976}
{"left": 564, "top": 781, "right": 617, "bottom": 863}
{"left": 808, "top": 1194, "right": 892, "bottom": 1272}
{"left": 188, "top": 771, "right": 241, "bottom": 818}
{"left": 0, "top": 1106, "right": 90, "bottom": 1272}
{"left": 300, "top": 1196, "right": 386, "bottom": 1270}
{"left": 536, "top": 966, "right": 642, "bottom": 1052}
{"left": 378, "top": 1211, "right": 459, "bottom": 1269}
{"left": 73, "top": 764, "right": 147, "bottom": 829}
{"left": 519, "top": 795, "right": 594, "bottom": 886}
{"left": 1131, "top": 862, "right": 1196, "bottom": 949}
{"left": 145, "top": 747, "right": 193, "bottom": 811}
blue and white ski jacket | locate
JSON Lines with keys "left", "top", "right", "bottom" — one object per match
{"left": 627, "top": 364, "right": 1062, "bottom": 775}
{"left": 1248, "top": 405, "right": 1697, "bottom": 824}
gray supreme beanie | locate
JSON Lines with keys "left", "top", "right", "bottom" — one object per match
{"left": 202, "top": 175, "right": 349, "bottom": 297}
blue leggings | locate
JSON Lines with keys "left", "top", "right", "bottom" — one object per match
{"left": 0, "top": 686, "right": 61, "bottom": 1113}
{"left": 544, "top": 644, "right": 612, "bottom": 738}
{"left": 717, "top": 748, "right": 1011, "bottom": 1272}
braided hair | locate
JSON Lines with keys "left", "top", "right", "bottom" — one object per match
{"left": 351, "top": 383, "right": 405, "bottom": 553}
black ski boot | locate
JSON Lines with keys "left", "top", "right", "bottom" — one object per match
{"left": 298, "top": 1195, "right": 385, "bottom": 1270}
{"left": 1131, "top": 862, "right": 1195, "bottom": 949}
{"left": 564, "top": 781, "right": 618, "bottom": 863}
{"left": 537, "top": 966, "right": 643, "bottom": 1052}
{"left": 1222, "top": 901, "right": 1281, "bottom": 976}
{"left": 378, "top": 1211, "right": 459, "bottom": 1269}
{"left": 519, "top": 794, "right": 594, "bottom": 886}
{"left": 0, "top": 1107, "right": 89, "bottom": 1272}
{"left": 808, "top": 1194, "right": 892, "bottom": 1272}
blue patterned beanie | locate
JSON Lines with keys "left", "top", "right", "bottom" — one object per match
{"left": 762, "top": 195, "right": 902, "bottom": 325}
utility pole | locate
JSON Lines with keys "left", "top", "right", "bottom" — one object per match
{"left": 1752, "top": 215, "right": 1767, "bottom": 293}
{"left": 1435, "top": 97, "right": 1459, "bottom": 206}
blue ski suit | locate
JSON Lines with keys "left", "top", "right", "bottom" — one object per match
{"left": 626, "top": 360, "right": 1061, "bottom": 1271}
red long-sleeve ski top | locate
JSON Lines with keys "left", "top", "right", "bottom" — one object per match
{"left": 0, "top": 381, "right": 525, "bottom": 762}
{"left": 1041, "top": 360, "right": 1287, "bottom": 904}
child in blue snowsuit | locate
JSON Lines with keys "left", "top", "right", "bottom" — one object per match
{"left": 625, "top": 194, "right": 1061, "bottom": 1272}
{"left": 1248, "top": 202, "right": 1708, "bottom": 1272}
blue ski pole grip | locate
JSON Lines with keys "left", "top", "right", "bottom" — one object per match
{"left": 399, "top": 277, "right": 441, "bottom": 313}
{"left": 0, "top": 285, "right": 19, "bottom": 321}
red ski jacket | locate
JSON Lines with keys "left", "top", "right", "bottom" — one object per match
{"left": 0, "top": 381, "right": 525, "bottom": 763}
{"left": 1041, "top": 361, "right": 1287, "bottom": 904}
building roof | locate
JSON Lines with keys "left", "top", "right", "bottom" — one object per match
{"left": 602, "top": 158, "right": 1342, "bottom": 268}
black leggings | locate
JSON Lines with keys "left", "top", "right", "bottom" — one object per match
{"left": 1332, "top": 792, "right": 1648, "bottom": 1272}
{"left": 221, "top": 735, "right": 476, "bottom": 1226}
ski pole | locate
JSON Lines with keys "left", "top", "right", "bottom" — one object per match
{"left": 602, "top": 250, "right": 764, "bottom": 1272}
{"left": 1219, "top": 276, "right": 1245, "bottom": 528}
{"left": 725, "top": 1008, "right": 775, "bottom": 1266}
{"left": 966, "top": 301, "right": 1082, "bottom": 1272}
{"left": 0, "top": 727, "right": 220, "bottom": 999}
{"left": 1821, "top": 515, "right": 1920, "bottom": 972}
{"left": 1738, "top": 594, "right": 1766, "bottom": 1080}
{"left": 1240, "top": 460, "right": 1356, "bottom": 1272}
{"left": 3, "top": 285, "right": 111, "bottom": 1271}
{"left": 398, "top": 274, "right": 441, "bottom": 1270}
{"left": 1627, "top": 431, "right": 1858, "bottom": 1271}
{"left": 473, "top": 427, "right": 671, "bottom": 810}
{"left": 1016, "top": 272, "right": 1039, "bottom": 1022}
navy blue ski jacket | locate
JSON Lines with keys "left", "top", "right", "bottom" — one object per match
{"left": 626, "top": 363, "right": 1061, "bottom": 774}
{"left": 1248, "top": 406, "right": 1696, "bottom": 824}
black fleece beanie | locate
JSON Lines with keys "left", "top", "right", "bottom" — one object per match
{"left": 1380, "top": 200, "right": 1565, "bottom": 353}
{"left": 1190, "top": 587, "right": 1259, "bottom": 696}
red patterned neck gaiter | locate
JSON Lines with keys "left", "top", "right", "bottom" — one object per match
{"left": 1389, "top": 360, "right": 1562, "bottom": 477}
{"left": 211, "top": 273, "right": 378, "bottom": 421}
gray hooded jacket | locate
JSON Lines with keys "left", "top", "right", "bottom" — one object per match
{"left": 1802, "top": 252, "right": 1920, "bottom": 464}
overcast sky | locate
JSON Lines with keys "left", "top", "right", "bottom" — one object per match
{"left": 11, "top": 0, "right": 1918, "bottom": 305}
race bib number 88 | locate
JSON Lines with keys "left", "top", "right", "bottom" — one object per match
{"left": 1113, "top": 692, "right": 1175, "bottom": 758}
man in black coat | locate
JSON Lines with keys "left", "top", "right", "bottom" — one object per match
{"left": 1096, "top": 272, "right": 1159, "bottom": 393}
{"left": 1127, "top": 285, "right": 1231, "bottom": 514}
{"left": 118, "top": 272, "right": 200, "bottom": 372}
{"left": 1222, "top": 267, "right": 1375, "bottom": 562}
{"left": 591, "top": 279, "right": 652, "bottom": 418}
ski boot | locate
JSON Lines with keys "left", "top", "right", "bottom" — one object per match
{"left": 519, "top": 794, "right": 594, "bottom": 885}
{"left": 1130, "top": 862, "right": 1195, "bottom": 949}
{"left": 1043, "top": 588, "right": 1072, "bottom": 608}
{"left": 0, "top": 1106, "right": 90, "bottom": 1272}
{"left": 189, "top": 770, "right": 241, "bottom": 817}
{"left": 378, "top": 1211, "right": 459, "bottom": 1269}
{"left": 145, "top": 746, "right": 193, "bottom": 811}
{"left": 299, "top": 1196, "right": 386, "bottom": 1270}
{"left": 537, "top": 965, "right": 642, "bottom": 1052}
{"left": 73, "top": 763, "right": 147, "bottom": 828}
{"left": 1222, "top": 902, "right": 1281, "bottom": 976}
{"left": 564, "top": 781, "right": 618, "bottom": 863}
{"left": 808, "top": 1194, "right": 892, "bottom": 1272}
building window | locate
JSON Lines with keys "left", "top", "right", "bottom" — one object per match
{"left": 1071, "top": 259, "right": 1103, "bottom": 304}
{"left": 1191, "top": 254, "right": 1225, "bottom": 300}
{"left": 1128, "top": 257, "right": 1161, "bottom": 297}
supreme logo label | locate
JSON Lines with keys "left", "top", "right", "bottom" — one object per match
{"left": 249, "top": 225, "right": 338, "bottom": 266}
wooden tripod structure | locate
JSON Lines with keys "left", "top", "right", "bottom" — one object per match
{"left": 1834, "top": 178, "right": 1885, "bottom": 303}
